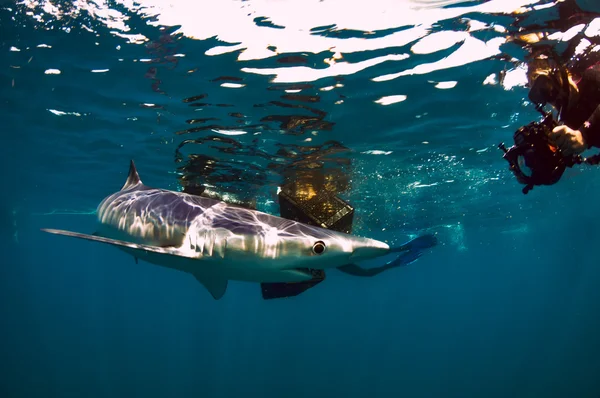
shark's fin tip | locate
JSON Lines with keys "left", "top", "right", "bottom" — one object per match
{"left": 122, "top": 159, "right": 142, "bottom": 190}
{"left": 192, "top": 272, "right": 228, "bottom": 300}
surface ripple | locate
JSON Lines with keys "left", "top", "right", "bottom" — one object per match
{"left": 3, "top": 0, "right": 600, "bottom": 243}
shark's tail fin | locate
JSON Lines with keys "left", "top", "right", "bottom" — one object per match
{"left": 121, "top": 160, "right": 143, "bottom": 191}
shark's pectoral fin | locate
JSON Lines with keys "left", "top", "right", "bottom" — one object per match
{"left": 43, "top": 228, "right": 228, "bottom": 299}
{"left": 41, "top": 229, "right": 189, "bottom": 257}
{"left": 260, "top": 269, "right": 326, "bottom": 300}
{"left": 192, "top": 272, "right": 228, "bottom": 300}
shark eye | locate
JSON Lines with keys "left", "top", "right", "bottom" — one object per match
{"left": 312, "top": 241, "right": 326, "bottom": 255}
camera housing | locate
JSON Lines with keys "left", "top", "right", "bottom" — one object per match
{"left": 498, "top": 113, "right": 583, "bottom": 194}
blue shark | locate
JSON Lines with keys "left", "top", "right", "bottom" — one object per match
{"left": 42, "top": 160, "right": 426, "bottom": 300}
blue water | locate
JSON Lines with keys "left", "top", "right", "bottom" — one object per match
{"left": 3, "top": 1, "right": 600, "bottom": 397}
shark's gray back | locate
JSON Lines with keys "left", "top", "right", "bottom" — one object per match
{"left": 94, "top": 161, "right": 343, "bottom": 250}
{"left": 97, "top": 184, "right": 216, "bottom": 246}
{"left": 97, "top": 183, "right": 344, "bottom": 247}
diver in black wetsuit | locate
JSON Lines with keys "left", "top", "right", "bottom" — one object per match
{"left": 526, "top": 54, "right": 600, "bottom": 155}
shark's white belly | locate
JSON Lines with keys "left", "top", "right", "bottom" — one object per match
{"left": 119, "top": 243, "right": 312, "bottom": 283}
{"left": 98, "top": 220, "right": 315, "bottom": 283}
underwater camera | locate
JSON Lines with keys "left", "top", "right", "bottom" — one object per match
{"left": 498, "top": 112, "right": 600, "bottom": 194}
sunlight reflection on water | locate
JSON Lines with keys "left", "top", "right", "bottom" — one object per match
{"left": 7, "top": 0, "right": 600, "bottom": 243}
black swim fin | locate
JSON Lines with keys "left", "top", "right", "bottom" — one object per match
{"left": 260, "top": 269, "right": 326, "bottom": 300}
{"left": 391, "top": 233, "right": 438, "bottom": 253}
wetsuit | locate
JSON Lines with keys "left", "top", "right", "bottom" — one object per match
{"left": 562, "top": 64, "right": 600, "bottom": 148}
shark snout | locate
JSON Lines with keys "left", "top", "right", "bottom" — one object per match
{"left": 349, "top": 238, "right": 390, "bottom": 261}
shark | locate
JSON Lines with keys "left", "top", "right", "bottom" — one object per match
{"left": 42, "top": 160, "right": 432, "bottom": 300}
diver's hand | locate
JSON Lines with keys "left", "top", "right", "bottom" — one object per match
{"left": 549, "top": 125, "right": 586, "bottom": 156}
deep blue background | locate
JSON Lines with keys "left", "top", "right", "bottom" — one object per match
{"left": 2, "top": 1, "right": 600, "bottom": 397}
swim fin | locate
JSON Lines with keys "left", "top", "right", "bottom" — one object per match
{"left": 384, "top": 233, "right": 437, "bottom": 268}
{"left": 391, "top": 233, "right": 438, "bottom": 253}
{"left": 260, "top": 269, "right": 326, "bottom": 300}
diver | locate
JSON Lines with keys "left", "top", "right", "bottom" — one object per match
{"left": 525, "top": 51, "right": 600, "bottom": 156}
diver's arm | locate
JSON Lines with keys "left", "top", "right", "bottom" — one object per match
{"left": 550, "top": 105, "right": 600, "bottom": 154}
{"left": 550, "top": 103, "right": 600, "bottom": 155}
{"left": 579, "top": 104, "right": 600, "bottom": 149}
{"left": 577, "top": 65, "right": 600, "bottom": 148}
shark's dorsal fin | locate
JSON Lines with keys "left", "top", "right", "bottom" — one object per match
{"left": 122, "top": 159, "right": 142, "bottom": 190}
